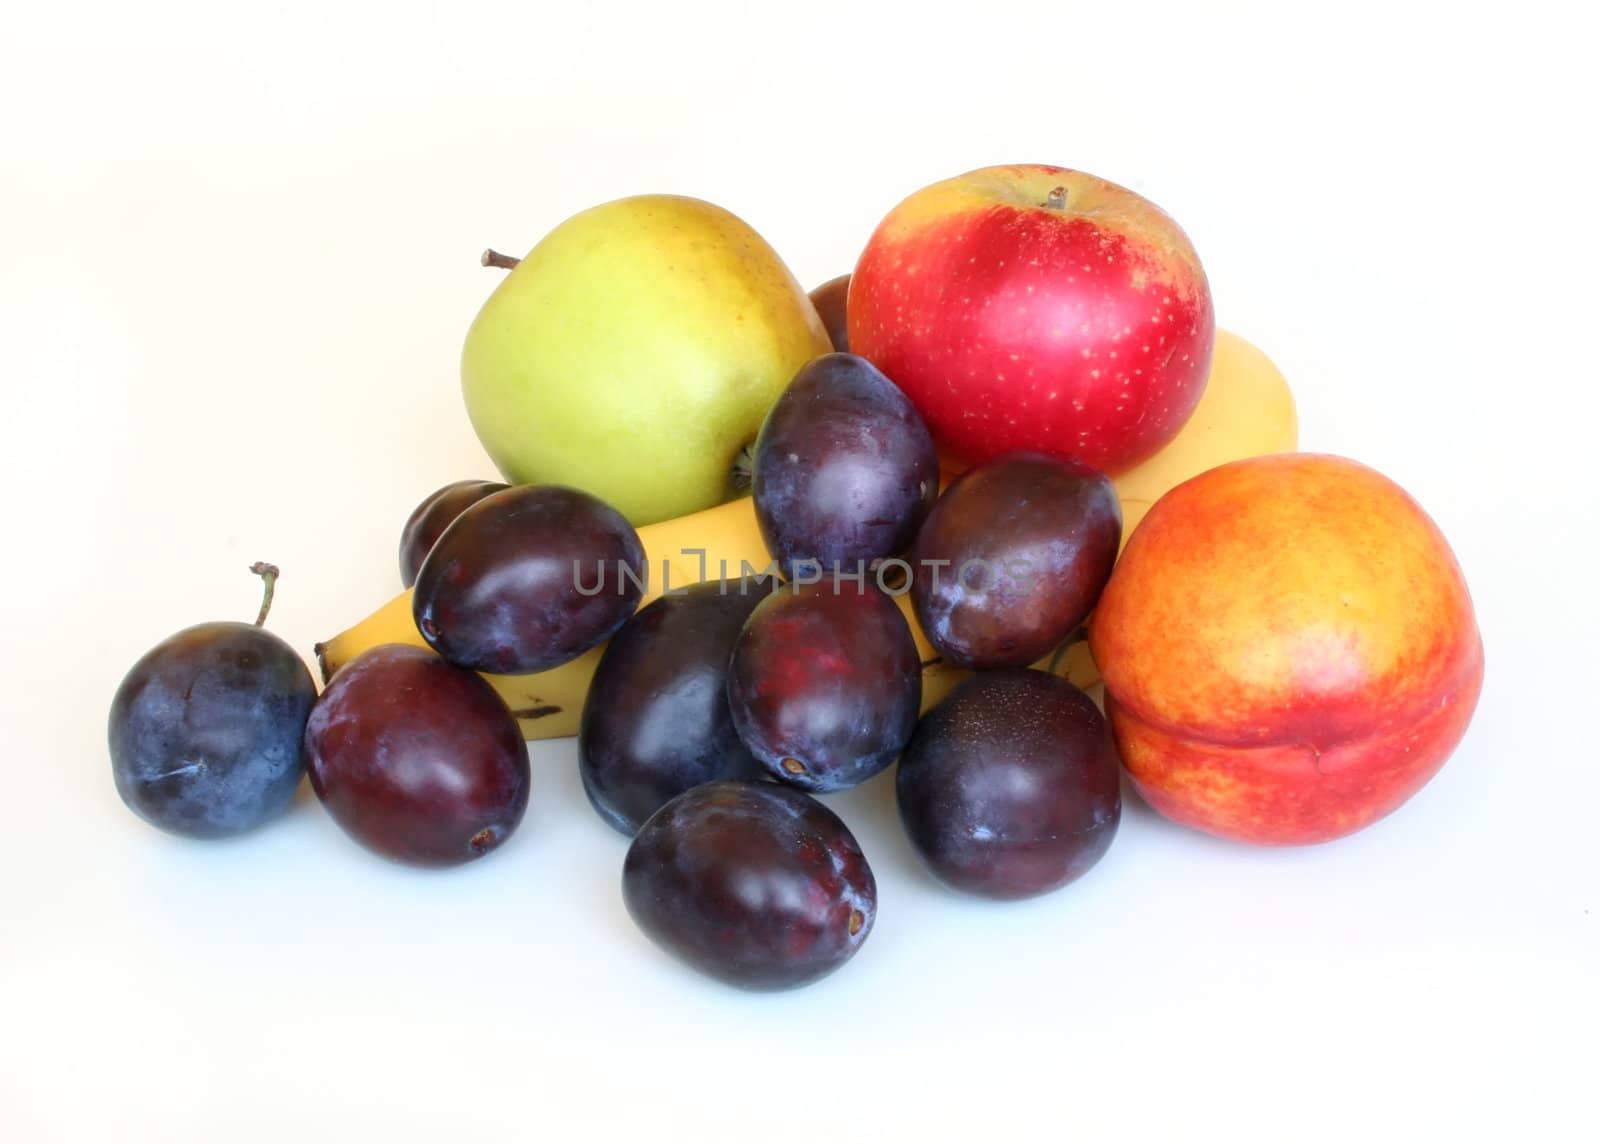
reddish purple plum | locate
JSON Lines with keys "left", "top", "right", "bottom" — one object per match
{"left": 809, "top": 274, "right": 851, "bottom": 352}
{"left": 304, "top": 644, "right": 530, "bottom": 866}
{"left": 910, "top": 453, "right": 1120, "bottom": 669}
{"left": 727, "top": 580, "right": 920, "bottom": 792}
{"left": 399, "top": 479, "right": 507, "bottom": 587}
{"left": 622, "top": 781, "right": 876, "bottom": 990}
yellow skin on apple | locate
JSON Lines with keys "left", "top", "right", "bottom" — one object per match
{"left": 462, "top": 195, "right": 832, "bottom": 526}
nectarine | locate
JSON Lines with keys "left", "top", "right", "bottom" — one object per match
{"left": 1089, "top": 454, "right": 1483, "bottom": 845}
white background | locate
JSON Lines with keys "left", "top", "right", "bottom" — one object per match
{"left": 2, "top": 1, "right": 1595, "bottom": 1140}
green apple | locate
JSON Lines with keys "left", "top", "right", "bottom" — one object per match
{"left": 462, "top": 195, "right": 832, "bottom": 526}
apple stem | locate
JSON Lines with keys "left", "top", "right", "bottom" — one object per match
{"left": 248, "top": 562, "right": 279, "bottom": 627}
{"left": 730, "top": 443, "right": 755, "bottom": 492}
{"left": 1043, "top": 186, "right": 1068, "bottom": 210}
{"left": 481, "top": 249, "right": 521, "bottom": 270}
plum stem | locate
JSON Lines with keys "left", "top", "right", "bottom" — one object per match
{"left": 481, "top": 249, "right": 521, "bottom": 270}
{"left": 1043, "top": 186, "right": 1068, "bottom": 210}
{"left": 248, "top": 562, "right": 279, "bottom": 627}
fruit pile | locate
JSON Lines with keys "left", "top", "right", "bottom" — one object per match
{"left": 108, "top": 164, "right": 1485, "bottom": 990}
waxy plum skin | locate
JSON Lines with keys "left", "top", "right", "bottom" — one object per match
{"left": 752, "top": 352, "right": 938, "bottom": 581}
{"left": 579, "top": 579, "right": 770, "bottom": 835}
{"left": 304, "top": 644, "right": 531, "bottom": 867}
{"left": 896, "top": 668, "right": 1121, "bottom": 899}
{"left": 108, "top": 620, "right": 316, "bottom": 840}
{"left": 399, "top": 479, "right": 508, "bottom": 588}
{"left": 413, "top": 484, "right": 646, "bottom": 675}
{"left": 622, "top": 781, "right": 877, "bottom": 990}
{"left": 910, "top": 453, "right": 1121, "bottom": 670}
{"left": 809, "top": 274, "right": 851, "bottom": 352}
{"left": 727, "top": 580, "right": 921, "bottom": 793}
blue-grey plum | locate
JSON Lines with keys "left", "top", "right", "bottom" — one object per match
{"left": 108, "top": 564, "right": 315, "bottom": 839}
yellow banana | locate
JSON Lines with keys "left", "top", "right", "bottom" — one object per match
{"left": 317, "top": 327, "right": 1297, "bottom": 740}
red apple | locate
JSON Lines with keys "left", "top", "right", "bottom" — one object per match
{"left": 848, "top": 164, "right": 1214, "bottom": 475}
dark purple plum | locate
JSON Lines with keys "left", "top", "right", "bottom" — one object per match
{"left": 910, "top": 453, "right": 1120, "bottom": 670}
{"left": 809, "top": 274, "right": 851, "bottom": 352}
{"left": 303, "top": 644, "right": 530, "bottom": 866}
{"left": 727, "top": 580, "right": 920, "bottom": 792}
{"left": 579, "top": 579, "right": 772, "bottom": 835}
{"left": 752, "top": 352, "right": 938, "bottom": 579}
{"left": 622, "top": 781, "right": 876, "bottom": 990}
{"left": 399, "top": 479, "right": 508, "bottom": 587}
{"left": 896, "top": 668, "right": 1120, "bottom": 899}
{"left": 108, "top": 563, "right": 316, "bottom": 840}
{"left": 413, "top": 484, "right": 645, "bottom": 674}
